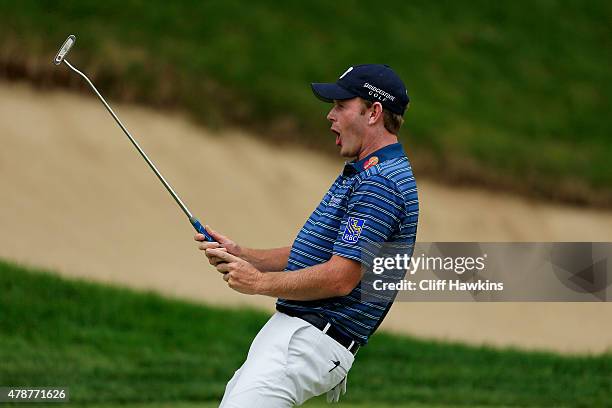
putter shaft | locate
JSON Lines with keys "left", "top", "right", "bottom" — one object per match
{"left": 64, "top": 59, "right": 193, "bottom": 218}
{"left": 61, "top": 58, "right": 214, "bottom": 241}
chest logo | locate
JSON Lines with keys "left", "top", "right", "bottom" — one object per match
{"left": 342, "top": 217, "right": 366, "bottom": 244}
{"left": 363, "top": 156, "right": 379, "bottom": 170}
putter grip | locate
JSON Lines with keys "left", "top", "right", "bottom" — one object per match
{"left": 190, "top": 217, "right": 215, "bottom": 242}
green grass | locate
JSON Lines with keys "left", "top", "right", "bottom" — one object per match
{"left": 70, "top": 403, "right": 508, "bottom": 408}
{"left": 0, "top": 1, "right": 610, "bottom": 205}
{"left": 1, "top": 259, "right": 610, "bottom": 407}
{"left": 67, "top": 403, "right": 505, "bottom": 408}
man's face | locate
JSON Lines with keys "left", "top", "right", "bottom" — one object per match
{"left": 327, "top": 98, "right": 369, "bottom": 158}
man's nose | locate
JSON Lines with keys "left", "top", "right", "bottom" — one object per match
{"left": 326, "top": 108, "right": 336, "bottom": 122}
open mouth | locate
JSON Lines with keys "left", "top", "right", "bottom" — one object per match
{"left": 331, "top": 129, "right": 341, "bottom": 146}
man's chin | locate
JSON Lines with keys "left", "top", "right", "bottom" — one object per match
{"left": 338, "top": 147, "right": 355, "bottom": 159}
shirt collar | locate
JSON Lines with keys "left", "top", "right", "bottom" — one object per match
{"left": 342, "top": 143, "right": 406, "bottom": 176}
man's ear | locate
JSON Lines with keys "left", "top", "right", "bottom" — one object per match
{"left": 369, "top": 102, "right": 384, "bottom": 125}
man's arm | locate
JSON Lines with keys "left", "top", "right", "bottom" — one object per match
{"left": 208, "top": 249, "right": 362, "bottom": 301}
{"left": 240, "top": 246, "right": 291, "bottom": 272}
{"left": 195, "top": 226, "right": 290, "bottom": 271}
{"left": 258, "top": 255, "right": 362, "bottom": 300}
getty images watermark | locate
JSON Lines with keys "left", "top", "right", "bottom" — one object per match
{"left": 360, "top": 243, "right": 612, "bottom": 302}
{"left": 372, "top": 251, "right": 501, "bottom": 292}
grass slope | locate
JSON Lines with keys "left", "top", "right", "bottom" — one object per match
{"left": 0, "top": 1, "right": 610, "bottom": 205}
{"left": 0, "top": 259, "right": 610, "bottom": 407}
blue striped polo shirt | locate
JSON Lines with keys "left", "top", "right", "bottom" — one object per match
{"left": 276, "top": 143, "right": 419, "bottom": 345}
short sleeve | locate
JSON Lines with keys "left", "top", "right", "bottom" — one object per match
{"left": 333, "top": 175, "right": 405, "bottom": 263}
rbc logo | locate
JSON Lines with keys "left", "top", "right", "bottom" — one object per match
{"left": 342, "top": 217, "right": 366, "bottom": 244}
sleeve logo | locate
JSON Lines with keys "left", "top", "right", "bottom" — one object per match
{"left": 341, "top": 217, "right": 366, "bottom": 244}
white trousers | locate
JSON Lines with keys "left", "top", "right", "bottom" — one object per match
{"left": 219, "top": 312, "right": 355, "bottom": 407}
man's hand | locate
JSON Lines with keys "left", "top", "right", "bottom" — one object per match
{"left": 195, "top": 225, "right": 242, "bottom": 266}
{"left": 206, "top": 248, "right": 264, "bottom": 295}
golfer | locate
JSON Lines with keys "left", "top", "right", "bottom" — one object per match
{"left": 196, "top": 64, "right": 419, "bottom": 407}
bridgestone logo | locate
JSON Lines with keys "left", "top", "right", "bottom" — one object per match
{"left": 363, "top": 83, "right": 395, "bottom": 102}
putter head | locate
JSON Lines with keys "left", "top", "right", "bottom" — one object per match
{"left": 53, "top": 35, "right": 76, "bottom": 65}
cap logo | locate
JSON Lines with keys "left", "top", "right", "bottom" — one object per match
{"left": 339, "top": 66, "right": 353, "bottom": 79}
{"left": 363, "top": 82, "right": 396, "bottom": 102}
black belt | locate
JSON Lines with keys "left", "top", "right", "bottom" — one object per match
{"left": 279, "top": 308, "right": 360, "bottom": 355}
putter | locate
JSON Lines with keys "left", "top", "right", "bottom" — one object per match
{"left": 53, "top": 35, "right": 215, "bottom": 242}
